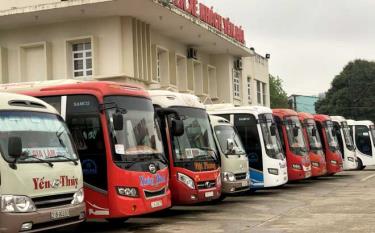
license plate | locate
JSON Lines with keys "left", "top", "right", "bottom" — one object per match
{"left": 205, "top": 191, "right": 214, "bottom": 198}
{"left": 151, "top": 200, "right": 163, "bottom": 208}
{"left": 305, "top": 172, "right": 311, "bottom": 178}
{"left": 241, "top": 180, "right": 248, "bottom": 187}
{"left": 51, "top": 209, "right": 70, "bottom": 220}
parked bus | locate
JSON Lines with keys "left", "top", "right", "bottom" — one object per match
{"left": 330, "top": 116, "right": 357, "bottom": 170}
{"left": 209, "top": 115, "right": 250, "bottom": 195}
{"left": 273, "top": 109, "right": 312, "bottom": 181}
{"left": 207, "top": 104, "right": 288, "bottom": 189}
{"left": 347, "top": 120, "right": 375, "bottom": 170}
{"left": 314, "top": 115, "right": 343, "bottom": 175}
{"left": 1, "top": 81, "right": 171, "bottom": 223}
{"left": 0, "top": 92, "right": 85, "bottom": 232}
{"left": 298, "top": 112, "right": 327, "bottom": 177}
{"left": 150, "top": 90, "right": 221, "bottom": 204}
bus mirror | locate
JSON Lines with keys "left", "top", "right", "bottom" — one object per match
{"left": 270, "top": 125, "right": 277, "bottom": 136}
{"left": 293, "top": 127, "right": 299, "bottom": 137}
{"left": 227, "top": 139, "right": 235, "bottom": 152}
{"left": 171, "top": 119, "right": 184, "bottom": 137}
{"left": 8, "top": 137, "right": 23, "bottom": 159}
{"left": 312, "top": 128, "right": 317, "bottom": 137}
{"left": 112, "top": 113, "right": 124, "bottom": 131}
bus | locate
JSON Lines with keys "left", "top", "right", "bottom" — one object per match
{"left": 314, "top": 115, "right": 343, "bottom": 175}
{"left": 150, "top": 90, "right": 221, "bottom": 204}
{"left": 209, "top": 115, "right": 250, "bottom": 195}
{"left": 207, "top": 104, "right": 288, "bottom": 189}
{"left": 1, "top": 81, "right": 171, "bottom": 223}
{"left": 298, "top": 112, "right": 327, "bottom": 177}
{"left": 0, "top": 92, "right": 85, "bottom": 232}
{"left": 330, "top": 116, "right": 357, "bottom": 170}
{"left": 273, "top": 109, "right": 312, "bottom": 181}
{"left": 347, "top": 120, "right": 375, "bottom": 170}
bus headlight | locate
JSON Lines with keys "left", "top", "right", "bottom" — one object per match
{"left": 331, "top": 160, "right": 337, "bottom": 165}
{"left": 292, "top": 164, "right": 302, "bottom": 170}
{"left": 348, "top": 157, "right": 354, "bottom": 162}
{"left": 268, "top": 168, "right": 279, "bottom": 175}
{"left": 71, "top": 188, "right": 84, "bottom": 205}
{"left": 222, "top": 172, "right": 236, "bottom": 182}
{"left": 1, "top": 195, "right": 36, "bottom": 213}
{"left": 312, "top": 162, "right": 320, "bottom": 167}
{"left": 177, "top": 173, "right": 195, "bottom": 189}
{"left": 116, "top": 187, "right": 139, "bottom": 198}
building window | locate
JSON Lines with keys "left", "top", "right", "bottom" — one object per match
{"left": 157, "top": 51, "right": 161, "bottom": 83}
{"left": 257, "top": 80, "right": 262, "bottom": 105}
{"left": 247, "top": 76, "right": 251, "bottom": 103}
{"left": 233, "top": 69, "right": 241, "bottom": 99}
{"left": 72, "top": 42, "right": 92, "bottom": 78}
{"left": 256, "top": 80, "right": 268, "bottom": 106}
{"left": 262, "top": 82, "right": 267, "bottom": 106}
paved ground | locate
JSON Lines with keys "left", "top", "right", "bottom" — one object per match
{"left": 55, "top": 167, "right": 375, "bottom": 233}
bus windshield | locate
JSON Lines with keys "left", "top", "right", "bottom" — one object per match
{"left": 171, "top": 107, "right": 218, "bottom": 163}
{"left": 104, "top": 96, "right": 166, "bottom": 164}
{"left": 341, "top": 122, "right": 355, "bottom": 151}
{"left": 370, "top": 125, "right": 375, "bottom": 147}
{"left": 259, "top": 113, "right": 284, "bottom": 159}
{"left": 305, "top": 119, "right": 323, "bottom": 151}
{"left": 324, "top": 121, "right": 340, "bottom": 152}
{"left": 214, "top": 125, "right": 245, "bottom": 155}
{"left": 0, "top": 111, "right": 77, "bottom": 163}
{"left": 284, "top": 116, "right": 308, "bottom": 156}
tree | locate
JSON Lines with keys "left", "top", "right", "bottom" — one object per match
{"left": 315, "top": 59, "right": 375, "bottom": 122}
{"left": 269, "top": 75, "right": 289, "bottom": 108}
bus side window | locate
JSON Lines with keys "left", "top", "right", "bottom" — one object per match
{"left": 333, "top": 122, "right": 344, "bottom": 158}
{"left": 355, "top": 125, "right": 372, "bottom": 156}
{"left": 66, "top": 95, "right": 108, "bottom": 192}
{"left": 274, "top": 116, "right": 286, "bottom": 152}
{"left": 316, "top": 122, "right": 327, "bottom": 152}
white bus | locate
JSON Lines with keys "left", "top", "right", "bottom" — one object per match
{"left": 347, "top": 120, "right": 375, "bottom": 170}
{"left": 330, "top": 116, "right": 357, "bottom": 170}
{"left": 207, "top": 104, "right": 288, "bottom": 189}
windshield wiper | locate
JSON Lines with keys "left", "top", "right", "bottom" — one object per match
{"left": 49, "top": 155, "right": 79, "bottom": 166}
{"left": 197, "top": 147, "right": 218, "bottom": 160}
{"left": 11, "top": 152, "right": 54, "bottom": 169}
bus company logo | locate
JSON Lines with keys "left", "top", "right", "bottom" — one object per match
{"left": 32, "top": 176, "right": 79, "bottom": 190}
{"left": 139, "top": 174, "right": 166, "bottom": 187}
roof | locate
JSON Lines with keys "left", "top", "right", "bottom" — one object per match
{"left": 209, "top": 115, "right": 231, "bottom": 127}
{"left": 272, "top": 108, "right": 298, "bottom": 118}
{"left": 330, "top": 116, "right": 347, "bottom": 123}
{"left": 313, "top": 114, "right": 331, "bottom": 122}
{"left": 352, "top": 120, "right": 374, "bottom": 126}
{"left": 297, "top": 112, "right": 314, "bottom": 121}
{"left": 0, "top": 92, "right": 59, "bottom": 114}
{"left": 148, "top": 90, "right": 205, "bottom": 109}
{"left": 206, "top": 104, "right": 272, "bottom": 117}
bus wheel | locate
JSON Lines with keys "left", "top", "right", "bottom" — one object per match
{"left": 106, "top": 218, "right": 128, "bottom": 225}
{"left": 356, "top": 158, "right": 365, "bottom": 170}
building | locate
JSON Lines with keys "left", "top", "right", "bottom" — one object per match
{"left": 0, "top": 0, "right": 270, "bottom": 107}
{"left": 288, "top": 94, "right": 319, "bottom": 114}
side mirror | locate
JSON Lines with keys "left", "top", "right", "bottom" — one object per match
{"left": 312, "top": 128, "right": 317, "bottom": 137}
{"left": 270, "top": 124, "right": 277, "bottom": 136}
{"left": 293, "top": 127, "right": 299, "bottom": 137}
{"left": 112, "top": 112, "right": 124, "bottom": 131}
{"left": 8, "top": 137, "right": 23, "bottom": 159}
{"left": 227, "top": 138, "right": 235, "bottom": 152}
{"left": 171, "top": 119, "right": 184, "bottom": 137}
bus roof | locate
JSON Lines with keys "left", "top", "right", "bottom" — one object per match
{"left": 298, "top": 112, "right": 314, "bottom": 121}
{"left": 348, "top": 120, "right": 374, "bottom": 126}
{"left": 0, "top": 92, "right": 59, "bottom": 114}
{"left": 148, "top": 90, "right": 204, "bottom": 109}
{"left": 314, "top": 114, "right": 331, "bottom": 122}
{"left": 330, "top": 116, "right": 347, "bottom": 123}
{"left": 206, "top": 104, "right": 272, "bottom": 117}
{"left": 0, "top": 80, "right": 149, "bottom": 99}
{"left": 272, "top": 109, "right": 298, "bottom": 118}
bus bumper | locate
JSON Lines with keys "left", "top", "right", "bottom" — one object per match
{"left": 0, "top": 203, "right": 85, "bottom": 233}
{"left": 222, "top": 180, "right": 250, "bottom": 194}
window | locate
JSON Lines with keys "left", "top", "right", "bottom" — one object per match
{"left": 262, "top": 82, "right": 267, "bottom": 106}
{"left": 257, "top": 80, "right": 262, "bottom": 105}
{"left": 355, "top": 125, "right": 372, "bottom": 156}
{"left": 157, "top": 51, "right": 161, "bottom": 83}
{"left": 72, "top": 42, "right": 92, "bottom": 78}
{"left": 233, "top": 70, "right": 241, "bottom": 99}
{"left": 247, "top": 77, "right": 251, "bottom": 103}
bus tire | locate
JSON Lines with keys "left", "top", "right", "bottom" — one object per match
{"left": 356, "top": 158, "right": 365, "bottom": 170}
{"left": 106, "top": 218, "right": 128, "bottom": 225}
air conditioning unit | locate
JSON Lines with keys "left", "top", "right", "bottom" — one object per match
{"left": 187, "top": 48, "right": 198, "bottom": 60}
{"left": 234, "top": 59, "right": 243, "bottom": 70}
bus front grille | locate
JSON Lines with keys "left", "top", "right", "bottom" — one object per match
{"left": 32, "top": 193, "right": 74, "bottom": 209}
{"left": 197, "top": 180, "right": 216, "bottom": 189}
{"left": 235, "top": 173, "right": 247, "bottom": 180}
{"left": 144, "top": 187, "right": 166, "bottom": 199}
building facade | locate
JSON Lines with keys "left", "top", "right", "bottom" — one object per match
{"left": 288, "top": 95, "right": 319, "bottom": 114}
{"left": 0, "top": 0, "right": 270, "bottom": 107}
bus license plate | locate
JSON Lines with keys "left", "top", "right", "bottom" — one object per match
{"left": 205, "top": 191, "right": 214, "bottom": 198}
{"left": 151, "top": 200, "right": 163, "bottom": 208}
{"left": 51, "top": 209, "right": 70, "bottom": 220}
{"left": 241, "top": 181, "right": 248, "bottom": 187}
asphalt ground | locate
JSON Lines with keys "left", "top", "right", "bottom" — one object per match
{"left": 54, "top": 167, "right": 375, "bottom": 233}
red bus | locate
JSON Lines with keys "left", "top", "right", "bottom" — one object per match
{"left": 2, "top": 81, "right": 171, "bottom": 223}
{"left": 314, "top": 114, "right": 343, "bottom": 175}
{"left": 298, "top": 112, "right": 327, "bottom": 177}
{"left": 150, "top": 90, "right": 221, "bottom": 204}
{"left": 273, "top": 109, "right": 312, "bottom": 181}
